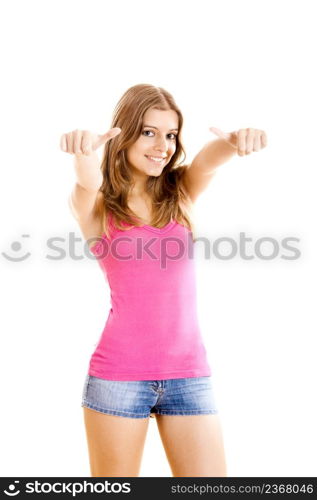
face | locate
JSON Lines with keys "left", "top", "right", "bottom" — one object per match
{"left": 126, "top": 107, "right": 179, "bottom": 179}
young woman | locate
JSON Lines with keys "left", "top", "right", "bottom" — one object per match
{"left": 61, "top": 83, "right": 267, "bottom": 477}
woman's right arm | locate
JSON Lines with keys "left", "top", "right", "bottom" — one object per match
{"left": 60, "top": 128, "right": 121, "bottom": 220}
{"left": 73, "top": 151, "right": 103, "bottom": 192}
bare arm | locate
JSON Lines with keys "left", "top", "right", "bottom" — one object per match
{"left": 183, "top": 128, "right": 267, "bottom": 203}
{"left": 60, "top": 128, "right": 121, "bottom": 220}
{"left": 182, "top": 139, "right": 236, "bottom": 203}
{"left": 73, "top": 151, "right": 103, "bottom": 192}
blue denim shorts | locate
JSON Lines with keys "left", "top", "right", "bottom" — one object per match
{"left": 81, "top": 374, "right": 219, "bottom": 419}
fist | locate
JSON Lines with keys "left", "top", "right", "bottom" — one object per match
{"left": 209, "top": 127, "right": 267, "bottom": 156}
{"left": 60, "top": 128, "right": 122, "bottom": 156}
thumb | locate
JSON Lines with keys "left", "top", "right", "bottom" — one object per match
{"left": 209, "top": 127, "right": 237, "bottom": 148}
{"left": 94, "top": 127, "right": 122, "bottom": 149}
{"left": 209, "top": 127, "right": 231, "bottom": 141}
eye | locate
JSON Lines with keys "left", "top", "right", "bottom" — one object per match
{"left": 168, "top": 133, "right": 177, "bottom": 140}
{"left": 142, "top": 130, "right": 177, "bottom": 140}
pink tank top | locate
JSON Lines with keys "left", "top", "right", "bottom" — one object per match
{"left": 87, "top": 212, "right": 211, "bottom": 381}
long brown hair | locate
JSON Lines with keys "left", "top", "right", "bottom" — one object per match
{"left": 94, "top": 83, "right": 195, "bottom": 238}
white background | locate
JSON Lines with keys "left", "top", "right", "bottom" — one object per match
{"left": 1, "top": 0, "right": 316, "bottom": 477}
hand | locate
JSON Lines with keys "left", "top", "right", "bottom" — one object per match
{"left": 60, "top": 127, "right": 122, "bottom": 156}
{"left": 209, "top": 127, "right": 267, "bottom": 157}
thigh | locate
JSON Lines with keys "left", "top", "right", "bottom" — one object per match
{"left": 81, "top": 374, "right": 155, "bottom": 476}
{"left": 83, "top": 407, "right": 150, "bottom": 477}
{"left": 155, "top": 413, "right": 227, "bottom": 477}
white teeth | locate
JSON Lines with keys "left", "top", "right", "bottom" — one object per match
{"left": 146, "top": 155, "right": 165, "bottom": 163}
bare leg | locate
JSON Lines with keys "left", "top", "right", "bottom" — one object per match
{"left": 83, "top": 407, "right": 150, "bottom": 477}
{"left": 155, "top": 414, "right": 227, "bottom": 477}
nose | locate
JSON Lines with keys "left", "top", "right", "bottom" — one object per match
{"left": 154, "top": 133, "right": 168, "bottom": 153}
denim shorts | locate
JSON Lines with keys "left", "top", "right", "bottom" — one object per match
{"left": 81, "top": 374, "right": 219, "bottom": 419}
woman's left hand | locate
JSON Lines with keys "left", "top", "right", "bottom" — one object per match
{"left": 209, "top": 127, "right": 268, "bottom": 157}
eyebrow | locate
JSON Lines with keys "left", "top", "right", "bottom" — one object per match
{"left": 143, "top": 125, "right": 179, "bottom": 132}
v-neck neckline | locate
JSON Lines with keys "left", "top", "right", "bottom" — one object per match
{"left": 108, "top": 211, "right": 177, "bottom": 235}
{"left": 139, "top": 220, "right": 177, "bottom": 234}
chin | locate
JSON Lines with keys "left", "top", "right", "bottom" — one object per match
{"left": 147, "top": 168, "right": 164, "bottom": 177}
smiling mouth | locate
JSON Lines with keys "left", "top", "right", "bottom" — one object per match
{"left": 145, "top": 155, "right": 166, "bottom": 164}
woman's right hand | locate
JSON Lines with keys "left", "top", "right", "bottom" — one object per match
{"left": 60, "top": 128, "right": 122, "bottom": 156}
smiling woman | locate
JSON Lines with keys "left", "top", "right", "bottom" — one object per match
{"left": 126, "top": 108, "right": 179, "bottom": 183}
{"left": 95, "top": 84, "right": 194, "bottom": 236}
{"left": 63, "top": 83, "right": 227, "bottom": 478}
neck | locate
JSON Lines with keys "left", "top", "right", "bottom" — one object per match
{"left": 128, "top": 165, "right": 150, "bottom": 198}
{"left": 129, "top": 180, "right": 149, "bottom": 199}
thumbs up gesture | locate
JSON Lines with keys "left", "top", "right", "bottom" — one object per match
{"left": 60, "top": 127, "right": 122, "bottom": 156}
{"left": 209, "top": 127, "right": 267, "bottom": 157}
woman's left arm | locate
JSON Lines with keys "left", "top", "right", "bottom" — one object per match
{"left": 182, "top": 127, "right": 268, "bottom": 203}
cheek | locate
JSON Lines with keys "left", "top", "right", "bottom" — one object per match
{"left": 169, "top": 143, "right": 177, "bottom": 156}
{"left": 126, "top": 144, "right": 139, "bottom": 161}
{"left": 129, "top": 139, "right": 146, "bottom": 156}
{"left": 126, "top": 144, "right": 147, "bottom": 169}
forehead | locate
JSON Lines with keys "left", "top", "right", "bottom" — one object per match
{"left": 142, "top": 108, "right": 179, "bottom": 129}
